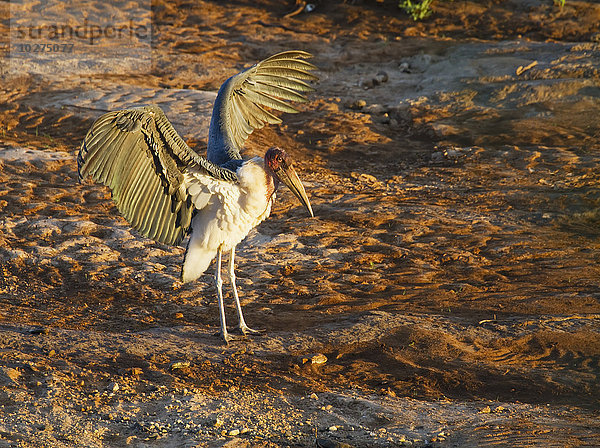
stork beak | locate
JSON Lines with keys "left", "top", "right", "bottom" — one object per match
{"left": 276, "top": 164, "right": 314, "bottom": 217}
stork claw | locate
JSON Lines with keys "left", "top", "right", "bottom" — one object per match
{"left": 217, "top": 329, "right": 232, "bottom": 344}
{"left": 239, "top": 324, "right": 265, "bottom": 336}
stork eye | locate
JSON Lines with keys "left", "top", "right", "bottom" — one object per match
{"left": 276, "top": 155, "right": 283, "bottom": 163}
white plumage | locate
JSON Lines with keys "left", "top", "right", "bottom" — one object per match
{"left": 181, "top": 159, "right": 275, "bottom": 283}
{"left": 78, "top": 51, "right": 317, "bottom": 343}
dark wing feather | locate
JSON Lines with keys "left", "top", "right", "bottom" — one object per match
{"left": 209, "top": 50, "right": 318, "bottom": 163}
{"left": 78, "top": 105, "right": 237, "bottom": 246}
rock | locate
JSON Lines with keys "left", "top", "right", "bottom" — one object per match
{"left": 364, "top": 104, "right": 386, "bottom": 114}
{"left": 214, "top": 417, "right": 224, "bottom": 428}
{"left": 107, "top": 382, "right": 119, "bottom": 393}
{"left": 169, "top": 360, "right": 191, "bottom": 370}
{"left": 0, "top": 367, "right": 20, "bottom": 386}
{"left": 301, "top": 353, "right": 328, "bottom": 365}
{"left": 373, "top": 71, "right": 389, "bottom": 85}
{"left": 348, "top": 99, "right": 367, "bottom": 110}
{"left": 229, "top": 429, "right": 240, "bottom": 436}
{"left": 126, "top": 367, "right": 143, "bottom": 376}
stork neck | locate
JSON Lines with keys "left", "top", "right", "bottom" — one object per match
{"left": 264, "top": 164, "right": 279, "bottom": 202}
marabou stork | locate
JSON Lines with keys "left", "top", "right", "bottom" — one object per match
{"left": 78, "top": 51, "right": 317, "bottom": 342}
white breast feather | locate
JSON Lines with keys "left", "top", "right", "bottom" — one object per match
{"left": 180, "top": 158, "right": 274, "bottom": 282}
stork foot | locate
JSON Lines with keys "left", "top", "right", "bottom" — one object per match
{"left": 216, "top": 329, "right": 232, "bottom": 344}
{"left": 239, "top": 324, "right": 265, "bottom": 336}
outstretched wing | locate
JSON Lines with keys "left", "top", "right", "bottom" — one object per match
{"left": 78, "top": 105, "right": 237, "bottom": 246}
{"left": 207, "top": 50, "right": 318, "bottom": 165}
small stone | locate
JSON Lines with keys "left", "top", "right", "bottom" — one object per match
{"left": 229, "top": 429, "right": 240, "bottom": 436}
{"left": 214, "top": 417, "right": 224, "bottom": 428}
{"left": 2, "top": 368, "right": 20, "bottom": 382}
{"left": 127, "top": 367, "right": 143, "bottom": 376}
{"left": 373, "top": 71, "right": 389, "bottom": 85}
{"left": 169, "top": 360, "right": 190, "bottom": 370}
{"left": 302, "top": 353, "right": 328, "bottom": 365}
{"left": 349, "top": 99, "right": 367, "bottom": 110}
{"left": 329, "top": 425, "right": 338, "bottom": 431}
{"left": 364, "top": 104, "right": 386, "bottom": 114}
{"left": 480, "top": 406, "right": 491, "bottom": 414}
{"left": 174, "top": 312, "right": 184, "bottom": 319}
{"left": 107, "top": 382, "right": 119, "bottom": 393}
{"left": 310, "top": 393, "right": 319, "bottom": 400}
{"left": 359, "top": 173, "right": 378, "bottom": 183}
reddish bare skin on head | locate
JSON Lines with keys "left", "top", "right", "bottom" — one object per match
{"left": 263, "top": 146, "right": 314, "bottom": 217}
{"left": 264, "top": 147, "right": 287, "bottom": 199}
{"left": 264, "top": 147, "right": 290, "bottom": 175}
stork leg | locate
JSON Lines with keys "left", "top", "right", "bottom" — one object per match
{"left": 229, "top": 247, "right": 262, "bottom": 335}
{"left": 215, "top": 246, "right": 230, "bottom": 343}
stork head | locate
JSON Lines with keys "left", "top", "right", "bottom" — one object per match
{"left": 265, "top": 147, "right": 314, "bottom": 217}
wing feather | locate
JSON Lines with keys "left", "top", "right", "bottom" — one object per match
{"left": 78, "top": 105, "right": 237, "bottom": 246}
{"left": 209, "top": 50, "right": 318, "bottom": 162}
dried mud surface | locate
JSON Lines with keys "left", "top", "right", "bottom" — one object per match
{"left": 0, "top": 1, "right": 600, "bottom": 447}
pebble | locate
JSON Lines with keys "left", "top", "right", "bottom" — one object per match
{"left": 228, "top": 429, "right": 240, "bottom": 436}
{"left": 310, "top": 393, "right": 319, "bottom": 400}
{"left": 107, "top": 382, "right": 119, "bottom": 393}
{"left": 169, "top": 360, "right": 191, "bottom": 370}
{"left": 302, "top": 353, "right": 328, "bottom": 365}
{"left": 373, "top": 71, "right": 389, "bottom": 85}
{"left": 2, "top": 367, "right": 20, "bottom": 382}
{"left": 214, "top": 417, "right": 224, "bottom": 428}
{"left": 364, "top": 104, "right": 386, "bottom": 114}
{"left": 349, "top": 99, "right": 367, "bottom": 110}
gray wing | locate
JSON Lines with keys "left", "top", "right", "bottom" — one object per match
{"left": 207, "top": 50, "right": 318, "bottom": 164}
{"left": 78, "top": 105, "right": 237, "bottom": 246}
